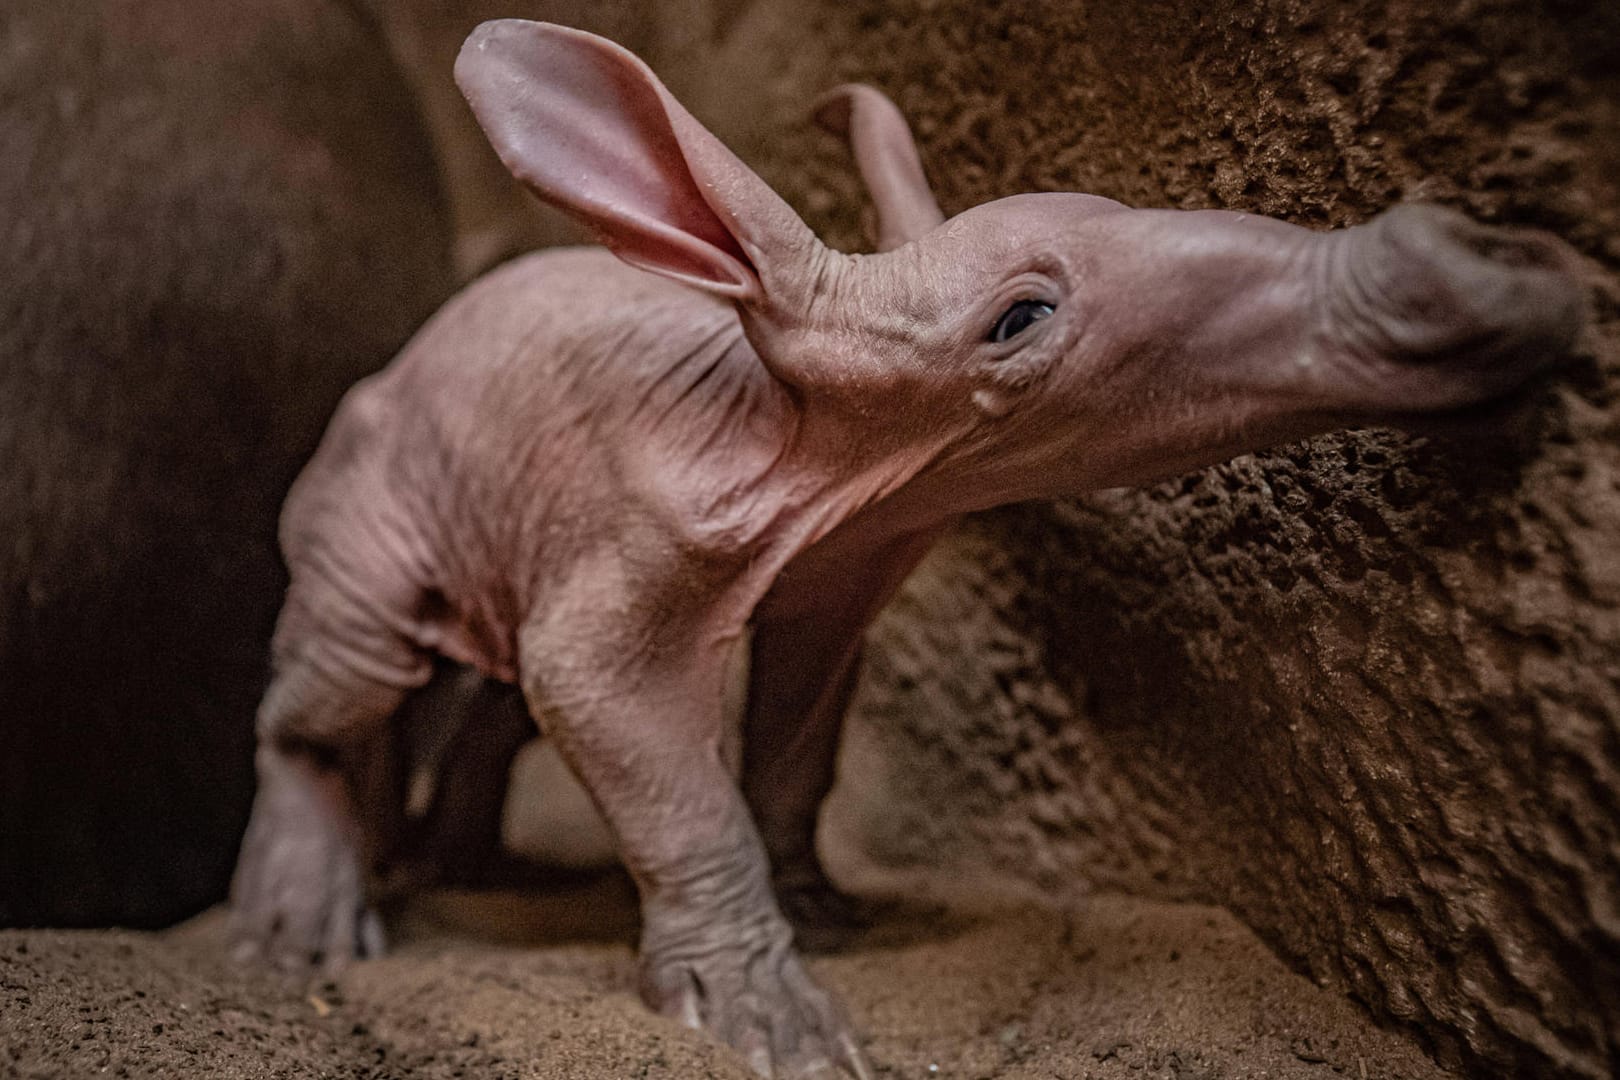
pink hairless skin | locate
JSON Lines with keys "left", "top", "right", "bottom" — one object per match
{"left": 228, "top": 19, "right": 1587, "bottom": 1079}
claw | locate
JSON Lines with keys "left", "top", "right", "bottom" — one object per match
{"left": 322, "top": 904, "right": 357, "bottom": 976}
{"left": 838, "top": 1033, "right": 875, "bottom": 1080}
{"left": 742, "top": 1035, "right": 775, "bottom": 1078}
{"left": 647, "top": 965, "right": 706, "bottom": 1030}
{"left": 358, "top": 908, "right": 387, "bottom": 959}
{"left": 641, "top": 922, "right": 872, "bottom": 1080}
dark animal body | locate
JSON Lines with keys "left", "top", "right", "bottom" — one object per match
{"left": 0, "top": 0, "right": 454, "bottom": 927}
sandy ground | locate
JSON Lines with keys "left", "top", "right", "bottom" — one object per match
{"left": 2, "top": 872, "right": 1452, "bottom": 1080}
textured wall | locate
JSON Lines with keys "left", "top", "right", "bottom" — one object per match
{"left": 714, "top": 1, "right": 1619, "bottom": 1077}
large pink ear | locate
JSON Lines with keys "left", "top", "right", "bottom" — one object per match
{"left": 813, "top": 84, "right": 945, "bottom": 252}
{"left": 455, "top": 20, "right": 818, "bottom": 305}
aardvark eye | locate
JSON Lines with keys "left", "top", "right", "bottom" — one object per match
{"left": 988, "top": 300, "right": 1055, "bottom": 343}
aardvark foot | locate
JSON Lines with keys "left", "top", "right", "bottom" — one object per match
{"left": 642, "top": 912, "right": 874, "bottom": 1079}
{"left": 228, "top": 749, "right": 384, "bottom": 973}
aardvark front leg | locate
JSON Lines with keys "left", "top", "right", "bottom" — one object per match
{"left": 520, "top": 581, "right": 873, "bottom": 1080}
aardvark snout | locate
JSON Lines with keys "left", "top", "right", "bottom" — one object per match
{"left": 1326, "top": 203, "right": 1586, "bottom": 406}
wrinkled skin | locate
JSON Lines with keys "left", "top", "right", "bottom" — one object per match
{"left": 229, "top": 20, "right": 1587, "bottom": 1080}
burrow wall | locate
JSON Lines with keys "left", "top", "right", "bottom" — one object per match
{"left": 727, "top": 2, "right": 1620, "bottom": 1077}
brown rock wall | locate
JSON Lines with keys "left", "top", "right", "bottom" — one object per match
{"left": 714, "top": 1, "right": 1620, "bottom": 1076}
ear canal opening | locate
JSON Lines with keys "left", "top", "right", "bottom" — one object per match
{"left": 814, "top": 83, "right": 945, "bottom": 252}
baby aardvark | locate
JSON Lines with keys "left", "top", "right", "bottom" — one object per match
{"left": 228, "top": 19, "right": 1586, "bottom": 1079}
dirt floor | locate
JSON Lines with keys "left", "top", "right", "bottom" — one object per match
{"left": 2, "top": 874, "right": 1452, "bottom": 1080}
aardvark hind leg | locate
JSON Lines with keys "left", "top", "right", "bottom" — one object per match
{"left": 745, "top": 625, "right": 879, "bottom": 951}
{"left": 395, "top": 667, "right": 537, "bottom": 885}
{"left": 229, "top": 658, "right": 408, "bottom": 973}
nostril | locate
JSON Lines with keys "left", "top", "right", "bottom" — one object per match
{"left": 1442, "top": 219, "right": 1572, "bottom": 274}
{"left": 1328, "top": 203, "right": 1586, "bottom": 385}
{"left": 1392, "top": 203, "right": 1577, "bottom": 277}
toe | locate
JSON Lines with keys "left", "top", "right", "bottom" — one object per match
{"left": 321, "top": 907, "right": 358, "bottom": 976}
{"left": 358, "top": 907, "right": 387, "bottom": 959}
{"left": 644, "top": 963, "right": 705, "bottom": 1030}
{"left": 736, "top": 1024, "right": 774, "bottom": 1078}
{"left": 836, "top": 1033, "right": 875, "bottom": 1080}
